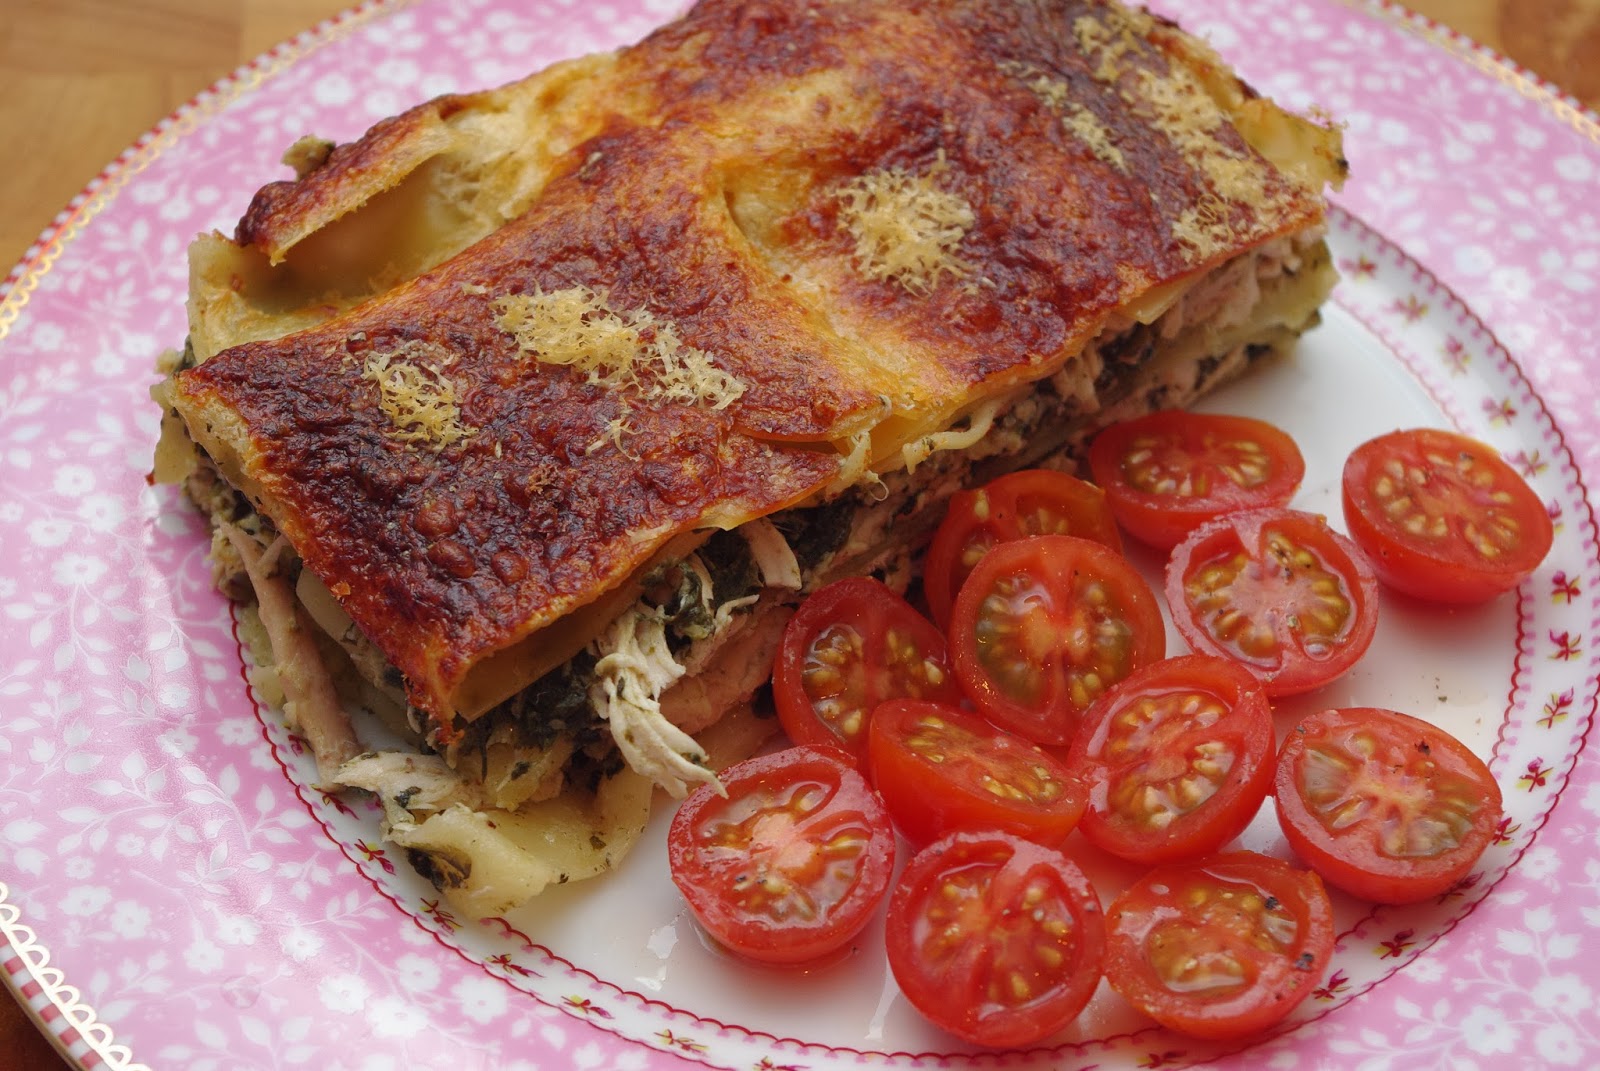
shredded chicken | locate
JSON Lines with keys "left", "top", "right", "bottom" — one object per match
{"left": 221, "top": 524, "right": 361, "bottom": 784}
{"left": 589, "top": 606, "right": 721, "bottom": 798}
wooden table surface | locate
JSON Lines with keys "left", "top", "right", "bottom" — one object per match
{"left": 3, "top": 0, "right": 1597, "bottom": 1067}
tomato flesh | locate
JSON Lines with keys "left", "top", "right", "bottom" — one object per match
{"left": 1104, "top": 851, "right": 1334, "bottom": 1041}
{"left": 1274, "top": 706, "right": 1503, "bottom": 904}
{"left": 1341, "top": 427, "right": 1553, "bottom": 603}
{"left": 867, "top": 699, "right": 1087, "bottom": 848}
{"left": 885, "top": 831, "right": 1104, "bottom": 1048}
{"left": 1165, "top": 508, "right": 1378, "bottom": 697}
{"left": 668, "top": 745, "right": 896, "bottom": 965}
{"left": 773, "top": 578, "right": 962, "bottom": 763}
{"left": 1087, "top": 411, "right": 1305, "bottom": 549}
{"left": 951, "top": 534, "right": 1166, "bottom": 746}
{"left": 924, "top": 469, "right": 1122, "bottom": 628}
{"left": 1069, "top": 655, "right": 1274, "bottom": 864}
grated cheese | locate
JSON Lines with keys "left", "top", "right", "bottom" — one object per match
{"left": 1000, "top": 60, "right": 1127, "bottom": 171}
{"left": 1062, "top": 104, "right": 1128, "bottom": 170}
{"left": 359, "top": 341, "right": 475, "bottom": 451}
{"left": 1135, "top": 64, "right": 1223, "bottom": 141}
{"left": 1072, "top": 7, "right": 1153, "bottom": 84}
{"left": 836, "top": 161, "right": 975, "bottom": 294}
{"left": 493, "top": 285, "right": 746, "bottom": 411}
{"left": 1134, "top": 65, "right": 1276, "bottom": 261}
{"left": 1070, "top": 6, "right": 1284, "bottom": 263}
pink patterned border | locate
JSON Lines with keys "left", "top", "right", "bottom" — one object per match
{"left": 3, "top": 1, "right": 1600, "bottom": 1069}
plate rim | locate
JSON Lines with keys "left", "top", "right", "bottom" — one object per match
{"left": 2, "top": 2, "right": 1599, "bottom": 1069}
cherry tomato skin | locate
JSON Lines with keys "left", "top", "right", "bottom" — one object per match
{"left": 1104, "top": 851, "right": 1334, "bottom": 1041}
{"left": 885, "top": 830, "right": 1105, "bottom": 1048}
{"left": 1341, "top": 428, "right": 1553, "bottom": 604}
{"left": 1087, "top": 411, "right": 1306, "bottom": 550}
{"left": 950, "top": 534, "right": 1167, "bottom": 747}
{"left": 667, "top": 745, "right": 896, "bottom": 966}
{"left": 867, "top": 699, "right": 1088, "bottom": 848}
{"left": 1068, "top": 655, "right": 1274, "bottom": 865}
{"left": 924, "top": 469, "right": 1123, "bottom": 628}
{"left": 1274, "top": 707, "right": 1504, "bottom": 904}
{"left": 1165, "top": 508, "right": 1379, "bottom": 697}
{"left": 773, "top": 578, "right": 962, "bottom": 764}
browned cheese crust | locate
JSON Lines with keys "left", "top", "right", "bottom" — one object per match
{"left": 171, "top": 0, "right": 1341, "bottom": 734}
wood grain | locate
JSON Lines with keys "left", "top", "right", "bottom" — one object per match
{"left": 1, "top": 1, "right": 1596, "bottom": 1068}
{"left": 0, "top": 0, "right": 351, "bottom": 272}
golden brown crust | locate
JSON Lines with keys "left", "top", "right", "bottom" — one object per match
{"left": 233, "top": 50, "right": 638, "bottom": 263}
{"left": 173, "top": 0, "right": 1340, "bottom": 728}
{"left": 236, "top": 101, "right": 465, "bottom": 260}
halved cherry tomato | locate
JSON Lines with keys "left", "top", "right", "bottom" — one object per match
{"left": 1067, "top": 655, "right": 1274, "bottom": 864}
{"left": 1274, "top": 706, "right": 1503, "bottom": 904}
{"left": 867, "top": 699, "right": 1087, "bottom": 848}
{"left": 667, "top": 745, "right": 896, "bottom": 966}
{"left": 1087, "top": 411, "right": 1305, "bottom": 550}
{"left": 950, "top": 534, "right": 1166, "bottom": 747}
{"left": 773, "top": 578, "right": 962, "bottom": 764}
{"left": 1341, "top": 427, "right": 1553, "bottom": 604}
{"left": 1104, "top": 850, "right": 1334, "bottom": 1041}
{"left": 885, "top": 830, "right": 1105, "bottom": 1048}
{"left": 923, "top": 469, "right": 1122, "bottom": 628}
{"left": 1165, "top": 508, "right": 1379, "bottom": 697}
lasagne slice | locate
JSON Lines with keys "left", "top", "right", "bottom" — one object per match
{"left": 154, "top": 0, "right": 1345, "bottom": 917}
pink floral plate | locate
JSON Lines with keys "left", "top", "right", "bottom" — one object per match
{"left": 3, "top": 1, "right": 1599, "bottom": 1068}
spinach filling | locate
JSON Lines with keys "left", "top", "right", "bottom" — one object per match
{"left": 772, "top": 497, "right": 855, "bottom": 576}
{"left": 483, "top": 651, "right": 605, "bottom": 752}
{"left": 463, "top": 491, "right": 859, "bottom": 763}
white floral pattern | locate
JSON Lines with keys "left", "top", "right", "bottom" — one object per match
{"left": 2, "top": 0, "right": 1600, "bottom": 1069}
